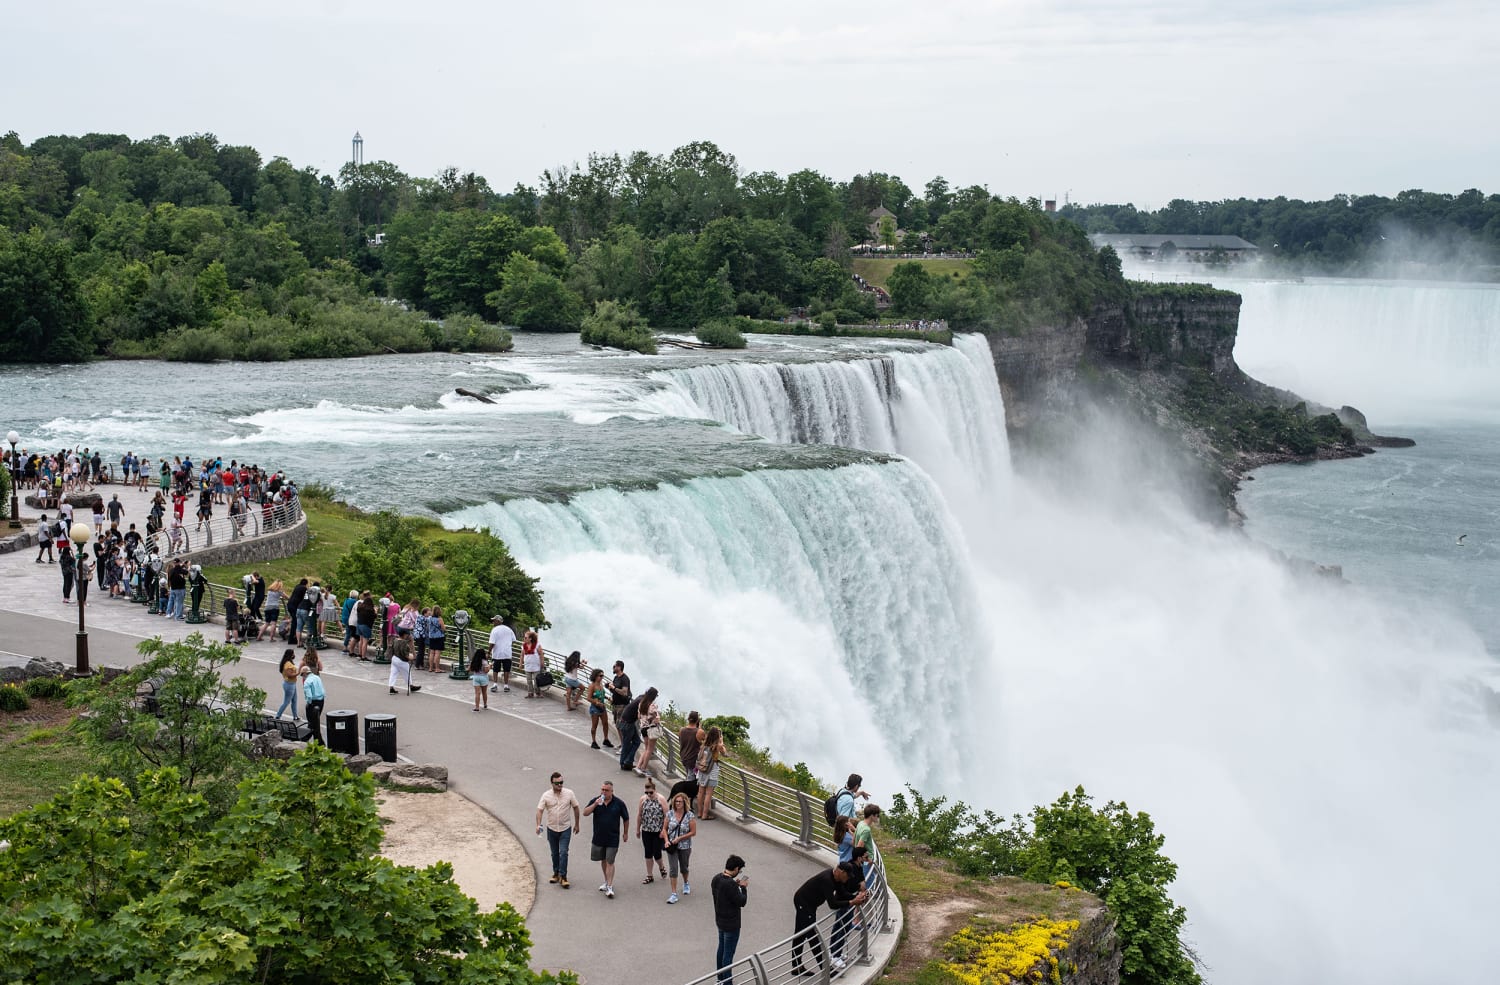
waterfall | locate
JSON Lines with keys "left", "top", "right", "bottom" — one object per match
{"left": 1227, "top": 278, "right": 1500, "bottom": 421}
{"left": 651, "top": 334, "right": 1012, "bottom": 496}
{"left": 448, "top": 460, "right": 986, "bottom": 790}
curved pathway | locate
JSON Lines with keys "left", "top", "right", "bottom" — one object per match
{"left": 0, "top": 537, "right": 893, "bottom": 984}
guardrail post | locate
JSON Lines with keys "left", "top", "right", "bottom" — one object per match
{"left": 204, "top": 517, "right": 213, "bottom": 547}
{"left": 746, "top": 953, "right": 771, "bottom": 985}
{"left": 664, "top": 732, "right": 678, "bottom": 776}
{"left": 793, "top": 791, "right": 815, "bottom": 848}
{"left": 737, "top": 770, "right": 753, "bottom": 823}
{"left": 856, "top": 907, "right": 872, "bottom": 965}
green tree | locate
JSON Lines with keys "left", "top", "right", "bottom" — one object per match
{"left": 886, "top": 261, "right": 934, "bottom": 316}
{"left": 334, "top": 512, "right": 435, "bottom": 604}
{"left": 487, "top": 252, "right": 585, "bottom": 331}
{"left": 68, "top": 633, "right": 266, "bottom": 806}
{"left": 0, "top": 746, "right": 572, "bottom": 984}
{"left": 0, "top": 228, "right": 95, "bottom": 361}
{"left": 439, "top": 533, "right": 547, "bottom": 630}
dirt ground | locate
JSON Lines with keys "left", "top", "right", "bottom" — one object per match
{"left": 377, "top": 789, "right": 536, "bottom": 914}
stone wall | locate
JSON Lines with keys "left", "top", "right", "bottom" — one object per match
{"left": 177, "top": 513, "right": 308, "bottom": 568}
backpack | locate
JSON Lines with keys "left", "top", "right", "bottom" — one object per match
{"left": 823, "top": 793, "right": 842, "bottom": 828}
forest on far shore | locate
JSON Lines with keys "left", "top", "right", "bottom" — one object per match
{"left": 3, "top": 129, "right": 1491, "bottom": 364}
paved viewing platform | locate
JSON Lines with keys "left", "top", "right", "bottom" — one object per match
{"left": 0, "top": 491, "right": 901, "bottom": 985}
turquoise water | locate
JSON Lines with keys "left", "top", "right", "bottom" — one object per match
{"left": 1240, "top": 424, "right": 1500, "bottom": 656}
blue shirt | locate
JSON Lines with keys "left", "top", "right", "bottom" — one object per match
{"left": 303, "top": 672, "right": 325, "bottom": 701}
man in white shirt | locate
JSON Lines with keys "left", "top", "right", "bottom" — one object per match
{"left": 488, "top": 615, "right": 517, "bottom": 693}
{"left": 535, "top": 771, "right": 582, "bottom": 889}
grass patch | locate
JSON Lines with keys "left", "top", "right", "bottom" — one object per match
{"left": 0, "top": 707, "right": 94, "bottom": 818}
{"left": 853, "top": 257, "right": 973, "bottom": 291}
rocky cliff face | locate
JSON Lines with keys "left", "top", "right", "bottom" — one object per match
{"left": 986, "top": 288, "right": 1374, "bottom": 520}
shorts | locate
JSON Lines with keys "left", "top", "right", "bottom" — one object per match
{"left": 699, "top": 765, "right": 720, "bottom": 788}
{"left": 589, "top": 705, "right": 605, "bottom": 717}
{"left": 493, "top": 658, "right": 512, "bottom": 675}
{"left": 564, "top": 676, "right": 582, "bottom": 690}
{"left": 264, "top": 607, "right": 280, "bottom": 624}
{"left": 589, "top": 843, "right": 618, "bottom": 863}
{"left": 355, "top": 624, "right": 372, "bottom": 639}
{"left": 471, "top": 673, "right": 490, "bottom": 687}
{"left": 429, "top": 636, "right": 445, "bottom": 652}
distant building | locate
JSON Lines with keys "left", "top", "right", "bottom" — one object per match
{"left": 867, "top": 205, "right": 904, "bottom": 243}
{"left": 352, "top": 131, "right": 364, "bottom": 168}
{"left": 1089, "top": 233, "right": 1260, "bottom": 263}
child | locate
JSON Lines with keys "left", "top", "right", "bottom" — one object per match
{"left": 224, "top": 594, "right": 242, "bottom": 644}
{"left": 469, "top": 646, "right": 490, "bottom": 711}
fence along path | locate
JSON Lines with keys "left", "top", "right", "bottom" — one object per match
{"left": 186, "top": 584, "right": 900, "bottom": 985}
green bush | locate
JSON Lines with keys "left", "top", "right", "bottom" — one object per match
{"left": 696, "top": 317, "right": 748, "bottom": 349}
{"left": 158, "top": 327, "right": 235, "bottom": 363}
{"left": 22, "top": 676, "right": 67, "bottom": 700}
{"left": 0, "top": 683, "right": 30, "bottom": 712}
{"left": 702, "top": 714, "right": 751, "bottom": 746}
{"left": 581, "top": 299, "right": 657, "bottom": 354}
{"left": 816, "top": 311, "right": 837, "bottom": 331}
{"left": 440, "top": 313, "right": 513, "bottom": 353}
{"left": 887, "top": 785, "right": 1202, "bottom": 985}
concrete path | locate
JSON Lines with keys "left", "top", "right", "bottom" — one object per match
{"left": 0, "top": 540, "right": 846, "bottom": 984}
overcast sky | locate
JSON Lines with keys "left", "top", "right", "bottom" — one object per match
{"left": 7, "top": 0, "right": 1495, "bottom": 208}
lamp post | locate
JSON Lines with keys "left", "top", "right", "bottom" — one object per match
{"left": 70, "top": 522, "right": 92, "bottom": 678}
{"left": 6, "top": 430, "right": 18, "bottom": 529}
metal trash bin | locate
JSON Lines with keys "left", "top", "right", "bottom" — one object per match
{"left": 364, "top": 713, "right": 397, "bottom": 762}
{"left": 326, "top": 709, "right": 359, "bottom": 755}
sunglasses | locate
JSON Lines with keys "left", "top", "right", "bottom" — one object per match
{"left": 552, "top": 780, "right": 564, "bottom": 786}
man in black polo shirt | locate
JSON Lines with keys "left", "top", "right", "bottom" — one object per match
{"left": 790, "top": 861, "right": 866, "bottom": 976}
{"left": 582, "top": 779, "right": 630, "bottom": 898}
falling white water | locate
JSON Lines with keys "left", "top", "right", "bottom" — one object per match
{"left": 447, "top": 461, "right": 987, "bottom": 791}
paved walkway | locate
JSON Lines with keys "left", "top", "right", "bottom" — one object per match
{"left": 0, "top": 527, "right": 897, "bottom": 984}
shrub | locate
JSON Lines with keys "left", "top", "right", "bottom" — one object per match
{"left": 440, "top": 313, "right": 513, "bottom": 353}
{"left": 581, "top": 299, "right": 656, "bottom": 354}
{"left": 816, "top": 311, "right": 837, "bottom": 331}
{"left": 0, "top": 684, "right": 29, "bottom": 712}
{"left": 158, "top": 327, "right": 235, "bottom": 363}
{"left": 22, "top": 676, "right": 66, "bottom": 700}
{"left": 695, "top": 317, "right": 748, "bottom": 349}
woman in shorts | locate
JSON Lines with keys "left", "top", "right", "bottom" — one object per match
{"left": 469, "top": 646, "right": 489, "bottom": 711}
{"left": 696, "top": 726, "right": 725, "bottom": 821}
{"left": 354, "top": 591, "right": 375, "bottom": 660}
{"left": 427, "top": 605, "right": 447, "bottom": 673}
{"left": 261, "top": 580, "right": 284, "bottom": 642}
{"left": 587, "top": 668, "right": 613, "bottom": 749}
{"left": 563, "top": 650, "right": 584, "bottom": 710}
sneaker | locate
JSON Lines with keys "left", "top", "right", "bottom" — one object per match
{"left": 490, "top": 684, "right": 497, "bottom": 692}
{"left": 605, "top": 887, "right": 615, "bottom": 898}
{"left": 560, "top": 877, "right": 569, "bottom": 888}
{"left": 590, "top": 742, "right": 600, "bottom": 749}
{"left": 599, "top": 883, "right": 608, "bottom": 892}
{"left": 633, "top": 767, "right": 649, "bottom": 777}
{"left": 832, "top": 958, "right": 847, "bottom": 972}
{"left": 409, "top": 685, "right": 421, "bottom": 693}
{"left": 549, "top": 874, "right": 559, "bottom": 884}
{"left": 389, "top": 688, "right": 397, "bottom": 694}
{"left": 683, "top": 882, "right": 691, "bottom": 895}
{"left": 502, "top": 685, "right": 511, "bottom": 692}
{"left": 602, "top": 739, "right": 614, "bottom": 748}
{"left": 666, "top": 893, "right": 679, "bottom": 904}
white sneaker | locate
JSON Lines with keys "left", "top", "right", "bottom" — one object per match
{"left": 599, "top": 883, "right": 608, "bottom": 892}
{"left": 605, "top": 886, "right": 615, "bottom": 898}
{"left": 666, "top": 893, "right": 678, "bottom": 904}
{"left": 683, "top": 882, "right": 690, "bottom": 895}
{"left": 832, "top": 957, "right": 847, "bottom": 972}
{"left": 503, "top": 684, "right": 511, "bottom": 692}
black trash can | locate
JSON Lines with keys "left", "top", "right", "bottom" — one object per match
{"left": 365, "top": 713, "right": 397, "bottom": 762}
{"left": 326, "top": 709, "right": 359, "bottom": 755}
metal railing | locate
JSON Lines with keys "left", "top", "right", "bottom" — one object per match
{"left": 142, "top": 499, "right": 303, "bottom": 559}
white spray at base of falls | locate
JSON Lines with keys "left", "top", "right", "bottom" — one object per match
{"left": 447, "top": 461, "right": 986, "bottom": 790}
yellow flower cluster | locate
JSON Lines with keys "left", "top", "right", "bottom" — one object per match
{"left": 940, "top": 917, "right": 1079, "bottom": 985}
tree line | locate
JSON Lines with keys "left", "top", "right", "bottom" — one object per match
{"left": 1060, "top": 189, "right": 1500, "bottom": 275}
{"left": 1, "top": 131, "right": 1129, "bottom": 362}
